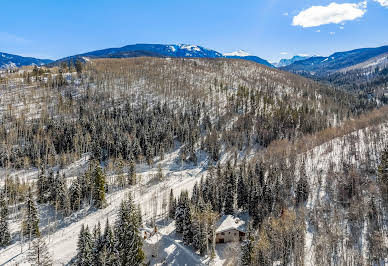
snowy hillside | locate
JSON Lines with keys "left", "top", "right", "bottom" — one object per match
{"left": 0, "top": 148, "right": 209, "bottom": 265}
{"left": 338, "top": 52, "right": 388, "bottom": 73}
{"left": 282, "top": 45, "right": 388, "bottom": 75}
{"left": 0, "top": 56, "right": 387, "bottom": 265}
{"left": 0, "top": 52, "right": 52, "bottom": 69}
{"left": 223, "top": 50, "right": 250, "bottom": 57}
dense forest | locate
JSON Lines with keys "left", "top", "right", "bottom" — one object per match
{"left": 0, "top": 58, "right": 375, "bottom": 169}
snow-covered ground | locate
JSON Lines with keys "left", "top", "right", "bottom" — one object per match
{"left": 144, "top": 221, "right": 203, "bottom": 266}
{"left": 2, "top": 120, "right": 388, "bottom": 265}
{"left": 144, "top": 220, "right": 240, "bottom": 266}
{"left": 302, "top": 122, "right": 388, "bottom": 264}
{"left": 0, "top": 147, "right": 209, "bottom": 265}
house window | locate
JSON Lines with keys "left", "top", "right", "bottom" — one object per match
{"left": 221, "top": 232, "right": 225, "bottom": 235}
{"left": 234, "top": 233, "right": 237, "bottom": 236}
{"left": 228, "top": 232, "right": 230, "bottom": 234}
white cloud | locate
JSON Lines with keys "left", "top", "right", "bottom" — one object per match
{"left": 280, "top": 52, "right": 288, "bottom": 55}
{"left": 298, "top": 54, "right": 310, "bottom": 57}
{"left": 292, "top": 2, "right": 367, "bottom": 28}
{"left": 330, "top": 31, "right": 336, "bottom": 35}
{"left": 374, "top": 0, "right": 388, "bottom": 7}
{"left": 316, "top": 29, "right": 321, "bottom": 32}
{"left": 283, "top": 12, "right": 289, "bottom": 16}
{"left": 340, "top": 26, "right": 345, "bottom": 29}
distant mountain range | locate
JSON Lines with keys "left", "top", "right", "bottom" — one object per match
{"left": 277, "top": 45, "right": 388, "bottom": 97}
{"left": 0, "top": 52, "right": 53, "bottom": 69}
{"left": 281, "top": 45, "right": 388, "bottom": 75}
{"left": 274, "top": 55, "right": 311, "bottom": 68}
{"left": 220, "top": 50, "right": 273, "bottom": 67}
{"left": 338, "top": 52, "right": 388, "bottom": 73}
{"left": 3, "top": 44, "right": 388, "bottom": 78}
{"left": 50, "top": 44, "right": 274, "bottom": 68}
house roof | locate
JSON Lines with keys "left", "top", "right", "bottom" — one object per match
{"left": 215, "top": 215, "right": 246, "bottom": 234}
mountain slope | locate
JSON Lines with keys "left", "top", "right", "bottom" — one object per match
{"left": 50, "top": 43, "right": 223, "bottom": 65}
{"left": 224, "top": 55, "right": 273, "bottom": 67}
{"left": 223, "top": 50, "right": 273, "bottom": 67}
{"left": 50, "top": 44, "right": 274, "bottom": 67}
{"left": 0, "top": 55, "right": 383, "bottom": 265}
{"left": 282, "top": 45, "right": 388, "bottom": 75}
{"left": 0, "top": 52, "right": 53, "bottom": 69}
{"left": 338, "top": 52, "right": 388, "bottom": 73}
{"left": 275, "top": 55, "right": 310, "bottom": 67}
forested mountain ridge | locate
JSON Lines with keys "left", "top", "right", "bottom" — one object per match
{"left": 48, "top": 43, "right": 273, "bottom": 68}
{"left": 0, "top": 57, "right": 372, "bottom": 169}
{"left": 281, "top": 45, "right": 388, "bottom": 75}
{"left": 338, "top": 52, "right": 388, "bottom": 73}
{"left": 274, "top": 55, "right": 310, "bottom": 68}
{"left": 0, "top": 52, "right": 53, "bottom": 69}
{"left": 280, "top": 45, "right": 388, "bottom": 101}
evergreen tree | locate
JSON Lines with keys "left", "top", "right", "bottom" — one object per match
{"left": 295, "top": 175, "right": 309, "bottom": 206}
{"left": 128, "top": 157, "right": 136, "bottom": 185}
{"left": 191, "top": 182, "right": 199, "bottom": 205}
{"left": 46, "top": 171, "right": 55, "bottom": 202}
{"left": 247, "top": 170, "right": 255, "bottom": 215}
{"left": 63, "top": 192, "right": 71, "bottom": 216}
{"left": 115, "top": 156, "right": 125, "bottom": 188}
{"left": 22, "top": 188, "right": 40, "bottom": 240}
{"left": 175, "top": 190, "right": 193, "bottom": 244}
{"left": 214, "top": 186, "right": 223, "bottom": 213}
{"left": 53, "top": 173, "right": 70, "bottom": 213}
{"left": 224, "top": 169, "right": 236, "bottom": 215}
{"left": 93, "top": 165, "right": 107, "bottom": 208}
{"left": 37, "top": 171, "right": 49, "bottom": 203}
{"left": 202, "top": 174, "right": 211, "bottom": 204}
{"left": 92, "top": 222, "right": 103, "bottom": 266}
{"left": 262, "top": 184, "right": 273, "bottom": 222}
{"left": 204, "top": 204, "right": 218, "bottom": 260}
{"left": 237, "top": 172, "right": 247, "bottom": 210}
{"left": 168, "top": 189, "right": 176, "bottom": 220}
{"left": 27, "top": 236, "right": 52, "bottom": 266}
{"left": 255, "top": 163, "right": 265, "bottom": 188}
{"left": 77, "top": 225, "right": 93, "bottom": 266}
{"left": 192, "top": 212, "right": 201, "bottom": 250}
{"left": 69, "top": 179, "right": 82, "bottom": 211}
{"left": 79, "top": 172, "right": 92, "bottom": 204}
{"left": 115, "top": 194, "right": 144, "bottom": 265}
{"left": 0, "top": 193, "right": 10, "bottom": 247}
{"left": 103, "top": 219, "right": 120, "bottom": 265}
{"left": 240, "top": 223, "right": 254, "bottom": 266}
{"left": 295, "top": 160, "right": 309, "bottom": 207}
{"left": 136, "top": 204, "right": 143, "bottom": 227}
{"left": 175, "top": 191, "right": 187, "bottom": 234}
{"left": 199, "top": 219, "right": 208, "bottom": 256}
{"left": 182, "top": 202, "right": 193, "bottom": 245}
{"left": 97, "top": 245, "right": 108, "bottom": 266}
{"left": 224, "top": 183, "right": 235, "bottom": 215}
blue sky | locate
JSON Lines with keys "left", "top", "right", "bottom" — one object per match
{"left": 1, "top": 0, "right": 387, "bottom": 62}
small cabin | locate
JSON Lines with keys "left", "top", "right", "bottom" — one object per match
{"left": 215, "top": 215, "right": 246, "bottom": 244}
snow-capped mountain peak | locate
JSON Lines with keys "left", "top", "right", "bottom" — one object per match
{"left": 178, "top": 44, "right": 201, "bottom": 52}
{"left": 223, "top": 50, "right": 250, "bottom": 57}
